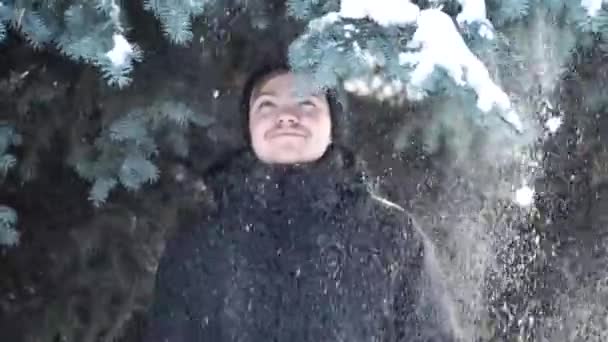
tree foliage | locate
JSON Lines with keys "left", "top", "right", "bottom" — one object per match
{"left": 2, "top": 1, "right": 608, "bottom": 340}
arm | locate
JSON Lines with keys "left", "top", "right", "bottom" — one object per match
{"left": 144, "top": 230, "right": 199, "bottom": 342}
{"left": 392, "top": 234, "right": 425, "bottom": 341}
{"left": 392, "top": 219, "right": 455, "bottom": 342}
{"left": 144, "top": 225, "right": 225, "bottom": 342}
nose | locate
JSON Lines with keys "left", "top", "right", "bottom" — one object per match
{"left": 276, "top": 109, "right": 300, "bottom": 126}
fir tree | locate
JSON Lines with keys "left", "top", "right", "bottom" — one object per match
{"left": 1, "top": 0, "right": 608, "bottom": 340}
{"left": 0, "top": 123, "right": 20, "bottom": 245}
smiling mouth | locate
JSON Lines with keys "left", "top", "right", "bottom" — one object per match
{"left": 275, "top": 133, "right": 305, "bottom": 137}
{"left": 268, "top": 130, "right": 308, "bottom": 138}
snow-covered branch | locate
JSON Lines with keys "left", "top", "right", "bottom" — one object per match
{"left": 315, "top": 0, "right": 523, "bottom": 132}
{"left": 339, "top": 0, "right": 419, "bottom": 26}
{"left": 581, "top": 0, "right": 606, "bottom": 16}
{"left": 399, "top": 8, "right": 522, "bottom": 131}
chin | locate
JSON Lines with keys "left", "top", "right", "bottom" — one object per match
{"left": 253, "top": 143, "right": 324, "bottom": 164}
{"left": 271, "top": 156, "right": 307, "bottom": 165}
{"left": 264, "top": 151, "right": 312, "bottom": 165}
{"left": 278, "top": 153, "right": 325, "bottom": 165}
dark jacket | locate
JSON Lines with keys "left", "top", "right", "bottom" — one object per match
{"left": 145, "top": 149, "right": 451, "bottom": 341}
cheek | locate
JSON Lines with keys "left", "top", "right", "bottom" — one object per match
{"left": 249, "top": 117, "right": 270, "bottom": 143}
{"left": 315, "top": 114, "right": 332, "bottom": 142}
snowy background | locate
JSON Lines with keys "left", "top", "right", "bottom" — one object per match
{"left": 1, "top": 0, "right": 608, "bottom": 341}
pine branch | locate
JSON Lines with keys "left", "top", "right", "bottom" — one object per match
{"left": 71, "top": 100, "right": 212, "bottom": 207}
{"left": 0, "top": 205, "right": 18, "bottom": 246}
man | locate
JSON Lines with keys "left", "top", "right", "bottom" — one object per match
{"left": 145, "top": 62, "right": 453, "bottom": 341}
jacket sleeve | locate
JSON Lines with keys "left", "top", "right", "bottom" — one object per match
{"left": 144, "top": 224, "right": 225, "bottom": 342}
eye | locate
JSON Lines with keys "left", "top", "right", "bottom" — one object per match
{"left": 255, "top": 100, "right": 275, "bottom": 112}
{"left": 299, "top": 100, "right": 316, "bottom": 109}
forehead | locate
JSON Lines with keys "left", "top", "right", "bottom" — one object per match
{"left": 252, "top": 72, "right": 323, "bottom": 99}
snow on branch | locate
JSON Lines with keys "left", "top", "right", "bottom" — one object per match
{"left": 581, "top": 0, "right": 608, "bottom": 16}
{"left": 456, "top": 0, "right": 494, "bottom": 39}
{"left": 339, "top": 0, "right": 419, "bottom": 26}
{"left": 106, "top": 33, "right": 134, "bottom": 67}
{"left": 320, "top": 0, "right": 522, "bottom": 132}
{"left": 400, "top": 8, "right": 522, "bottom": 132}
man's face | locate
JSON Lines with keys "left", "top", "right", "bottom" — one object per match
{"left": 248, "top": 72, "right": 332, "bottom": 165}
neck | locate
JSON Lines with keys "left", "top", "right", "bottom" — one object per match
{"left": 257, "top": 159, "right": 322, "bottom": 176}
{"left": 205, "top": 144, "right": 362, "bottom": 203}
{"left": 252, "top": 145, "right": 355, "bottom": 180}
{"left": 205, "top": 144, "right": 355, "bottom": 176}
{"left": 202, "top": 145, "right": 370, "bottom": 220}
